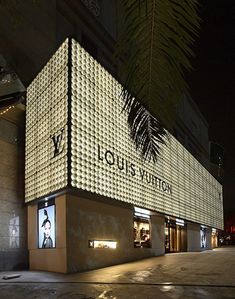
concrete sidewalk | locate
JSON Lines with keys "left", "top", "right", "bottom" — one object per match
{"left": 1, "top": 247, "right": 235, "bottom": 286}
{"left": 1, "top": 247, "right": 235, "bottom": 298}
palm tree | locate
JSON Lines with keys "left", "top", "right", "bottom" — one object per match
{"left": 116, "top": 0, "right": 200, "bottom": 162}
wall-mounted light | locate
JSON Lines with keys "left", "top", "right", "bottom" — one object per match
{"left": 176, "top": 218, "right": 185, "bottom": 226}
{"left": 134, "top": 207, "right": 151, "bottom": 219}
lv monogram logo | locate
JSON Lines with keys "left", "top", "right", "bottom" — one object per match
{"left": 51, "top": 128, "right": 64, "bottom": 157}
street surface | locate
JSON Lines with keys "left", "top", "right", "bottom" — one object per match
{"left": 1, "top": 247, "right": 235, "bottom": 298}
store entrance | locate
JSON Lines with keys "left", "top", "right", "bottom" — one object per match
{"left": 165, "top": 218, "right": 187, "bottom": 253}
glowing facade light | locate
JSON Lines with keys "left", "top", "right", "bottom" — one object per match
{"left": 212, "top": 228, "right": 217, "bottom": 234}
{"left": 134, "top": 207, "right": 151, "bottom": 215}
{"left": 176, "top": 218, "right": 185, "bottom": 226}
{"left": 25, "top": 40, "right": 69, "bottom": 202}
{"left": 25, "top": 38, "right": 224, "bottom": 230}
{"left": 134, "top": 212, "right": 150, "bottom": 219}
{"left": 0, "top": 105, "right": 15, "bottom": 115}
{"left": 134, "top": 207, "right": 151, "bottom": 219}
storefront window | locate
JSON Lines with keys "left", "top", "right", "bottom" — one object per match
{"left": 134, "top": 207, "right": 151, "bottom": 248}
{"left": 165, "top": 225, "right": 170, "bottom": 251}
{"left": 211, "top": 228, "right": 218, "bottom": 247}
{"left": 134, "top": 219, "right": 151, "bottom": 248}
{"left": 88, "top": 240, "right": 117, "bottom": 249}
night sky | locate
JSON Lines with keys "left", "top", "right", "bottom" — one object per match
{"left": 188, "top": 0, "right": 235, "bottom": 215}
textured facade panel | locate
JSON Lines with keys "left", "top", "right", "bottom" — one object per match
{"left": 70, "top": 39, "right": 223, "bottom": 230}
{"left": 25, "top": 38, "right": 223, "bottom": 229}
{"left": 25, "top": 39, "right": 69, "bottom": 202}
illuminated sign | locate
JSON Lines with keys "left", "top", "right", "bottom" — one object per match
{"left": 200, "top": 226, "right": 207, "bottom": 249}
{"left": 97, "top": 145, "right": 172, "bottom": 194}
{"left": 26, "top": 38, "right": 224, "bottom": 230}
{"left": 38, "top": 204, "right": 56, "bottom": 249}
{"left": 51, "top": 128, "right": 65, "bottom": 157}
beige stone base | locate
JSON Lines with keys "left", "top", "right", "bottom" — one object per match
{"left": 28, "top": 192, "right": 215, "bottom": 273}
{"left": 28, "top": 192, "right": 165, "bottom": 273}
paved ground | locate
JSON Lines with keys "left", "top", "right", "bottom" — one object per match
{"left": 1, "top": 247, "right": 235, "bottom": 298}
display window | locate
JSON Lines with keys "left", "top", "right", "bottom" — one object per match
{"left": 38, "top": 199, "right": 56, "bottom": 249}
{"left": 211, "top": 228, "right": 218, "bottom": 247}
{"left": 134, "top": 219, "right": 151, "bottom": 248}
{"left": 88, "top": 240, "right": 117, "bottom": 249}
{"left": 165, "top": 224, "right": 170, "bottom": 251}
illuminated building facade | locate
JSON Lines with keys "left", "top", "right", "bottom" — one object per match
{"left": 26, "top": 39, "right": 223, "bottom": 273}
{"left": 0, "top": 1, "right": 224, "bottom": 272}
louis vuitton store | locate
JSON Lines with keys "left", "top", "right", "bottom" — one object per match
{"left": 25, "top": 39, "right": 224, "bottom": 273}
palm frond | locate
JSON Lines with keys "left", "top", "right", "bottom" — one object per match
{"left": 123, "top": 95, "right": 168, "bottom": 162}
{"left": 116, "top": 0, "right": 200, "bottom": 162}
